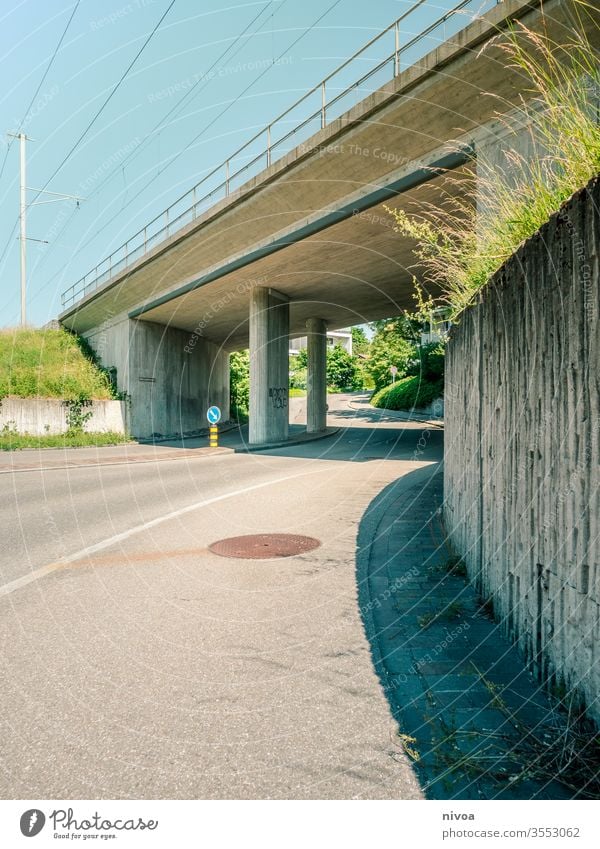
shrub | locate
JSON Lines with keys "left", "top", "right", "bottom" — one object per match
{"left": 371, "top": 375, "right": 443, "bottom": 411}
{"left": 365, "top": 330, "right": 415, "bottom": 391}
{"left": 326, "top": 345, "right": 358, "bottom": 391}
{"left": 406, "top": 343, "right": 445, "bottom": 381}
{"left": 230, "top": 350, "right": 249, "bottom": 422}
{"left": 289, "top": 366, "right": 307, "bottom": 391}
{"left": 291, "top": 346, "right": 363, "bottom": 392}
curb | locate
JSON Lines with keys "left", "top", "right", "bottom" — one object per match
{"left": 235, "top": 426, "right": 341, "bottom": 453}
{"left": 347, "top": 398, "right": 444, "bottom": 428}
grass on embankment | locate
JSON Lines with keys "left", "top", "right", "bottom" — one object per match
{"left": 0, "top": 327, "right": 130, "bottom": 449}
{"left": 0, "top": 327, "right": 114, "bottom": 399}
{"left": 0, "top": 430, "right": 133, "bottom": 451}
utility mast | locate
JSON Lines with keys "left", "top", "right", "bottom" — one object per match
{"left": 7, "top": 131, "right": 82, "bottom": 326}
{"left": 15, "top": 132, "right": 28, "bottom": 326}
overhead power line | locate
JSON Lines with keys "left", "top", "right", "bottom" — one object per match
{"left": 0, "top": 0, "right": 176, "bottom": 295}
{"left": 119, "top": 0, "right": 345, "bottom": 208}
{"left": 47, "top": 0, "right": 345, "bottom": 277}
{"left": 0, "top": 0, "right": 82, "bottom": 186}
{"left": 25, "top": 0, "right": 285, "bottom": 302}
{"left": 34, "top": 0, "right": 177, "bottom": 200}
{"left": 25, "top": 0, "right": 291, "bottom": 301}
{"left": 0, "top": 0, "right": 82, "bottom": 274}
{"left": 80, "top": 0, "right": 281, "bottom": 209}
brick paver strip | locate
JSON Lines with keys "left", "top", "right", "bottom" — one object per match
{"left": 357, "top": 463, "right": 578, "bottom": 799}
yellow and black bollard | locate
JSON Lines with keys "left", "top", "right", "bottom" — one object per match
{"left": 209, "top": 425, "right": 219, "bottom": 448}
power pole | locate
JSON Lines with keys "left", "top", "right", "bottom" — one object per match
{"left": 19, "top": 132, "right": 27, "bottom": 326}
{"left": 19, "top": 133, "right": 27, "bottom": 327}
{"left": 7, "top": 131, "right": 32, "bottom": 326}
{"left": 7, "top": 131, "right": 82, "bottom": 326}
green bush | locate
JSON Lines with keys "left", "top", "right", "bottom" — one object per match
{"left": 229, "top": 350, "right": 250, "bottom": 422}
{"left": 290, "top": 346, "right": 364, "bottom": 392}
{"left": 351, "top": 326, "right": 370, "bottom": 355}
{"left": 290, "top": 366, "right": 307, "bottom": 391}
{"left": 371, "top": 375, "right": 443, "bottom": 411}
{"left": 406, "top": 343, "right": 445, "bottom": 381}
{"left": 326, "top": 345, "right": 358, "bottom": 392}
{"left": 293, "top": 349, "right": 308, "bottom": 368}
{"left": 365, "top": 330, "right": 416, "bottom": 391}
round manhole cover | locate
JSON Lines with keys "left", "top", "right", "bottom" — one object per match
{"left": 209, "top": 533, "right": 321, "bottom": 559}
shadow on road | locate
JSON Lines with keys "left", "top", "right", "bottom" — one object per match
{"left": 220, "top": 422, "right": 444, "bottom": 463}
{"left": 356, "top": 465, "right": 585, "bottom": 800}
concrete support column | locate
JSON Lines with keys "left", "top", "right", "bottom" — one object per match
{"left": 249, "top": 287, "right": 289, "bottom": 445}
{"left": 306, "top": 317, "right": 328, "bottom": 434}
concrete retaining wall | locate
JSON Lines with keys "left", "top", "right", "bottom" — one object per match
{"left": 83, "top": 316, "right": 230, "bottom": 439}
{"left": 444, "top": 177, "right": 600, "bottom": 723}
{"left": 0, "top": 397, "right": 128, "bottom": 435}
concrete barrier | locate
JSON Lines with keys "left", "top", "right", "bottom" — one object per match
{"left": 444, "top": 176, "right": 600, "bottom": 724}
{"left": 0, "top": 398, "right": 129, "bottom": 435}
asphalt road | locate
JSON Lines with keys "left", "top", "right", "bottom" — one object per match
{"left": 0, "top": 395, "right": 442, "bottom": 799}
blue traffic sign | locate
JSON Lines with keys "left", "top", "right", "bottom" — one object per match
{"left": 207, "top": 405, "right": 221, "bottom": 425}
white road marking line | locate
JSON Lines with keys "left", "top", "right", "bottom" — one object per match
{"left": 0, "top": 467, "right": 330, "bottom": 600}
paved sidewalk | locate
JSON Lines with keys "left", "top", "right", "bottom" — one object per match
{"left": 358, "top": 463, "right": 579, "bottom": 799}
{"left": 0, "top": 441, "right": 233, "bottom": 474}
{"left": 0, "top": 417, "right": 337, "bottom": 473}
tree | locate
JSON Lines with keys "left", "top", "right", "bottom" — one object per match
{"left": 326, "top": 344, "right": 358, "bottom": 391}
{"left": 230, "top": 350, "right": 250, "bottom": 422}
{"left": 365, "top": 323, "right": 416, "bottom": 391}
{"left": 351, "top": 326, "right": 370, "bottom": 355}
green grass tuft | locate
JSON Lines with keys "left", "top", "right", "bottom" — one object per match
{"left": 385, "top": 1, "right": 600, "bottom": 319}
{"left": 0, "top": 430, "right": 132, "bottom": 451}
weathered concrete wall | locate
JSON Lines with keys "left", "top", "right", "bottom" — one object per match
{"left": 444, "top": 177, "right": 600, "bottom": 724}
{"left": 0, "top": 398, "right": 128, "bottom": 435}
{"left": 83, "top": 317, "right": 230, "bottom": 439}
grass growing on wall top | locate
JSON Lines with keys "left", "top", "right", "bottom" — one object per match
{"left": 0, "top": 327, "right": 114, "bottom": 400}
{"left": 386, "top": 0, "right": 600, "bottom": 319}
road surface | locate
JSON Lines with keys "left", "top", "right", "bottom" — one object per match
{"left": 0, "top": 395, "right": 442, "bottom": 799}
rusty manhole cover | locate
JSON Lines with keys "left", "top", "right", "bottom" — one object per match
{"left": 209, "top": 533, "right": 321, "bottom": 559}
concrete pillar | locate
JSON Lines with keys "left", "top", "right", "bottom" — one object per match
{"left": 306, "top": 317, "right": 328, "bottom": 434}
{"left": 249, "top": 287, "right": 289, "bottom": 445}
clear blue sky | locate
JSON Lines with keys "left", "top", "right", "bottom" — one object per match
{"left": 0, "top": 0, "right": 483, "bottom": 327}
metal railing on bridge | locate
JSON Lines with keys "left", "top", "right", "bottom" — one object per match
{"left": 61, "top": 0, "right": 499, "bottom": 310}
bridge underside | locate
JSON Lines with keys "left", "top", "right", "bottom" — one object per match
{"left": 60, "top": 0, "right": 581, "bottom": 442}
{"left": 127, "top": 168, "right": 466, "bottom": 352}
{"left": 63, "top": 166, "right": 470, "bottom": 443}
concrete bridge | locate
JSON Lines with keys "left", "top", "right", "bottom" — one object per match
{"left": 59, "top": 0, "right": 580, "bottom": 443}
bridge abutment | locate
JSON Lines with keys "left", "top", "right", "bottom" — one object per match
{"left": 83, "top": 317, "right": 229, "bottom": 439}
